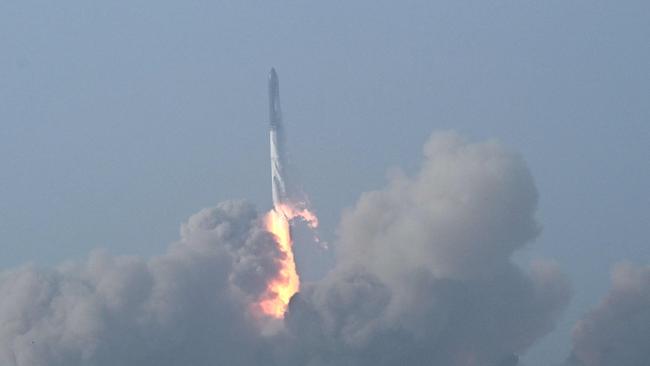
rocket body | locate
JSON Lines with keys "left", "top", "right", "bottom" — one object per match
{"left": 269, "top": 68, "right": 288, "bottom": 208}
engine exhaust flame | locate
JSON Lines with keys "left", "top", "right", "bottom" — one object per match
{"left": 258, "top": 204, "right": 318, "bottom": 318}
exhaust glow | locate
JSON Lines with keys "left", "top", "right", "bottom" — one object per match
{"left": 258, "top": 204, "right": 318, "bottom": 318}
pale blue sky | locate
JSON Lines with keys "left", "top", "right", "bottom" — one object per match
{"left": 1, "top": 1, "right": 648, "bottom": 364}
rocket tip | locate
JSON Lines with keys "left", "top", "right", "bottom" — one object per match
{"left": 269, "top": 67, "right": 278, "bottom": 79}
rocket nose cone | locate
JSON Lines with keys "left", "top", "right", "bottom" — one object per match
{"left": 269, "top": 68, "right": 278, "bottom": 81}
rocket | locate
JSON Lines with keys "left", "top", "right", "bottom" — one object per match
{"left": 267, "top": 68, "right": 319, "bottom": 230}
{"left": 269, "top": 68, "right": 288, "bottom": 208}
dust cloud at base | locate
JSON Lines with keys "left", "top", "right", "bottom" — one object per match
{"left": 2, "top": 132, "right": 644, "bottom": 366}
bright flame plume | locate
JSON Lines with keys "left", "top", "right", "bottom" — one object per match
{"left": 258, "top": 203, "right": 318, "bottom": 318}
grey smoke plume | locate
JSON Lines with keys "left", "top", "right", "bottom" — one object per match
{"left": 0, "top": 132, "right": 572, "bottom": 366}
{"left": 281, "top": 132, "right": 570, "bottom": 365}
{"left": 567, "top": 263, "right": 650, "bottom": 366}
{"left": 0, "top": 201, "right": 276, "bottom": 365}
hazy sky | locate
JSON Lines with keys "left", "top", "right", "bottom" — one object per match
{"left": 1, "top": 1, "right": 648, "bottom": 365}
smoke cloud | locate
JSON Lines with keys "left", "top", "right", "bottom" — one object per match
{"left": 567, "top": 263, "right": 650, "bottom": 366}
{"left": 281, "top": 132, "right": 570, "bottom": 365}
{"left": 0, "top": 132, "right": 575, "bottom": 365}
{"left": 0, "top": 201, "right": 276, "bottom": 365}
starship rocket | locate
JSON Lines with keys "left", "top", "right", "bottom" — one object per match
{"left": 269, "top": 68, "right": 288, "bottom": 208}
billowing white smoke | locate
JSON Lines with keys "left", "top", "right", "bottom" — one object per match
{"left": 0, "top": 132, "right": 574, "bottom": 366}
{"left": 281, "top": 132, "right": 571, "bottom": 365}
{"left": 567, "top": 263, "right": 650, "bottom": 366}
{"left": 0, "top": 202, "right": 277, "bottom": 365}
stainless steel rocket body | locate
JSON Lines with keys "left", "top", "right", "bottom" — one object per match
{"left": 269, "top": 68, "right": 287, "bottom": 208}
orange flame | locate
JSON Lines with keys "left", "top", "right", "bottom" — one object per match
{"left": 258, "top": 208, "right": 299, "bottom": 318}
{"left": 257, "top": 203, "right": 319, "bottom": 319}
